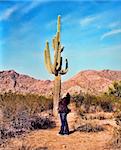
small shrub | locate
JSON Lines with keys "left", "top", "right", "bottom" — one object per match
{"left": 0, "top": 92, "right": 54, "bottom": 146}
{"left": 73, "top": 92, "right": 121, "bottom": 114}
{"left": 108, "top": 127, "right": 121, "bottom": 149}
{"left": 0, "top": 92, "right": 53, "bottom": 120}
{"left": 31, "top": 116, "right": 56, "bottom": 130}
{"left": 114, "top": 112, "right": 121, "bottom": 127}
{"left": 107, "top": 112, "right": 121, "bottom": 149}
{"left": 76, "top": 123, "right": 104, "bottom": 132}
{"left": 107, "top": 81, "right": 121, "bottom": 98}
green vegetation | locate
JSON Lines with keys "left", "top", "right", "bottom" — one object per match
{"left": 0, "top": 92, "right": 54, "bottom": 145}
{"left": 107, "top": 81, "right": 121, "bottom": 98}
{"left": 71, "top": 81, "right": 121, "bottom": 113}
{"left": 0, "top": 91, "right": 53, "bottom": 119}
{"left": 72, "top": 93, "right": 121, "bottom": 113}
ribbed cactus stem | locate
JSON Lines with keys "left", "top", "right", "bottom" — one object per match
{"left": 44, "top": 15, "right": 69, "bottom": 117}
{"left": 57, "top": 15, "right": 61, "bottom": 32}
{"left": 44, "top": 41, "right": 54, "bottom": 74}
{"left": 53, "top": 75, "right": 61, "bottom": 117}
{"left": 52, "top": 38, "right": 55, "bottom": 49}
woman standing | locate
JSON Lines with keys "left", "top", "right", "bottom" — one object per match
{"left": 58, "top": 93, "right": 71, "bottom": 135}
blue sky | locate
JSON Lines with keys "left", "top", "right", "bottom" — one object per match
{"left": 0, "top": 0, "right": 121, "bottom": 81}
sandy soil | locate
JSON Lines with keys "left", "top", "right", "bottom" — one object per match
{"left": 0, "top": 125, "right": 114, "bottom": 150}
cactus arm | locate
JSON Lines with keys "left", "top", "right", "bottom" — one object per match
{"left": 52, "top": 38, "right": 55, "bottom": 49}
{"left": 60, "top": 46, "right": 64, "bottom": 52}
{"left": 56, "top": 46, "right": 64, "bottom": 70}
{"left": 44, "top": 49, "right": 52, "bottom": 73}
{"left": 59, "top": 58, "right": 68, "bottom": 75}
{"left": 44, "top": 41, "right": 54, "bottom": 74}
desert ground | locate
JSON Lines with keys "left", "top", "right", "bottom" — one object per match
{"left": 0, "top": 111, "right": 119, "bottom": 150}
{"left": 0, "top": 71, "right": 121, "bottom": 150}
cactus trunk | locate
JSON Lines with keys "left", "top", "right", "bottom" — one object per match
{"left": 53, "top": 75, "right": 61, "bottom": 117}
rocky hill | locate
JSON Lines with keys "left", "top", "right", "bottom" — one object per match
{"left": 0, "top": 69, "right": 121, "bottom": 96}
{"left": 0, "top": 70, "right": 53, "bottom": 96}
{"left": 62, "top": 70, "right": 121, "bottom": 95}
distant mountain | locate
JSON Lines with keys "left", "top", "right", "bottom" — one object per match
{"left": 62, "top": 70, "right": 121, "bottom": 95}
{"left": 0, "top": 70, "right": 121, "bottom": 96}
{"left": 0, "top": 70, "right": 53, "bottom": 96}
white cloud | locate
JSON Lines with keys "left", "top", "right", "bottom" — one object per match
{"left": 21, "top": 1, "right": 44, "bottom": 14}
{"left": 108, "top": 21, "right": 120, "bottom": 28}
{"left": 101, "top": 29, "right": 121, "bottom": 40}
{"left": 80, "top": 16, "right": 97, "bottom": 26}
{"left": 0, "top": 5, "right": 19, "bottom": 21}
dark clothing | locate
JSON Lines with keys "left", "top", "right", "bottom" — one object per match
{"left": 59, "top": 113, "right": 69, "bottom": 135}
{"left": 58, "top": 97, "right": 71, "bottom": 135}
{"left": 58, "top": 98, "right": 71, "bottom": 114}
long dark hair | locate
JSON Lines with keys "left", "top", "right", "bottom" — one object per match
{"left": 66, "top": 93, "right": 70, "bottom": 105}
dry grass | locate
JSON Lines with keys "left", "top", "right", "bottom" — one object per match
{"left": 72, "top": 93, "right": 121, "bottom": 114}
{"left": 0, "top": 92, "right": 120, "bottom": 149}
{"left": 107, "top": 112, "right": 121, "bottom": 149}
{"left": 0, "top": 92, "right": 55, "bottom": 146}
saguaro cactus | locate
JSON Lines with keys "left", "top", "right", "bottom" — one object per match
{"left": 44, "top": 15, "right": 68, "bottom": 117}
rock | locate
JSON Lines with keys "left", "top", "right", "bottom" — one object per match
{"left": 62, "top": 144, "right": 67, "bottom": 148}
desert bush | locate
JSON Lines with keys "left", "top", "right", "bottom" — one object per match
{"left": 73, "top": 93, "right": 121, "bottom": 113}
{"left": 98, "top": 94, "right": 113, "bottom": 112}
{"left": 0, "top": 92, "right": 53, "bottom": 119}
{"left": 0, "top": 92, "right": 54, "bottom": 146}
{"left": 84, "top": 113, "right": 113, "bottom": 120}
{"left": 0, "top": 115, "right": 55, "bottom": 146}
{"left": 108, "top": 127, "right": 121, "bottom": 149}
{"left": 107, "top": 80, "right": 121, "bottom": 98}
{"left": 115, "top": 112, "right": 121, "bottom": 126}
{"left": 76, "top": 123, "right": 104, "bottom": 132}
{"left": 106, "top": 112, "right": 121, "bottom": 149}
{"left": 30, "top": 116, "right": 56, "bottom": 130}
